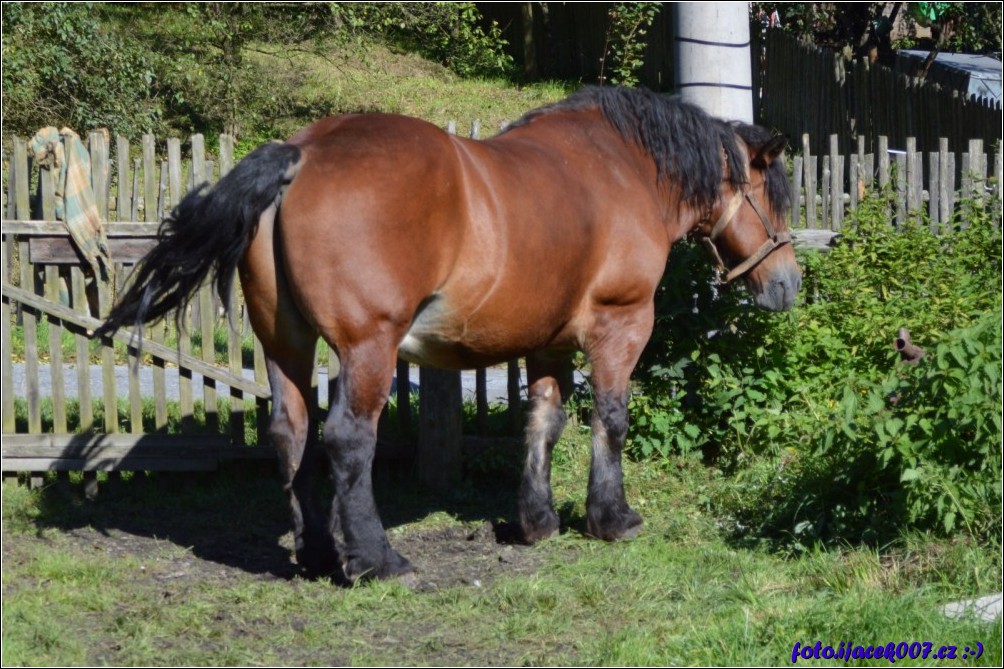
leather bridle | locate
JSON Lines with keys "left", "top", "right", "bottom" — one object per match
{"left": 698, "top": 188, "right": 792, "bottom": 284}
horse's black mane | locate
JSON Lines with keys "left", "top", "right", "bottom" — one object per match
{"left": 511, "top": 86, "right": 791, "bottom": 217}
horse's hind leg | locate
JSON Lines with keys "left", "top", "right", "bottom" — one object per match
{"left": 322, "top": 332, "right": 412, "bottom": 581}
{"left": 241, "top": 203, "right": 337, "bottom": 577}
{"left": 518, "top": 354, "right": 574, "bottom": 543}
{"left": 264, "top": 351, "right": 341, "bottom": 577}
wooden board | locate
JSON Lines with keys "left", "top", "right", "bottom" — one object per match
{"left": 29, "top": 236, "right": 158, "bottom": 265}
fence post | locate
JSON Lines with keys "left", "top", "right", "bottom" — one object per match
{"left": 928, "top": 150, "right": 940, "bottom": 230}
{"left": 829, "top": 134, "right": 843, "bottom": 230}
{"left": 994, "top": 147, "right": 1003, "bottom": 229}
{"left": 417, "top": 366, "right": 462, "bottom": 489}
{"left": 12, "top": 137, "right": 42, "bottom": 487}
{"left": 508, "top": 359, "right": 522, "bottom": 435}
{"left": 821, "top": 155, "right": 830, "bottom": 229}
{"left": 116, "top": 136, "right": 132, "bottom": 222}
{"left": 894, "top": 152, "right": 907, "bottom": 225}
{"left": 938, "top": 138, "right": 952, "bottom": 224}
{"left": 1, "top": 145, "right": 15, "bottom": 432}
{"left": 968, "top": 138, "right": 985, "bottom": 205}
{"left": 802, "top": 134, "right": 816, "bottom": 229}
{"left": 790, "top": 154, "right": 803, "bottom": 229}
{"left": 906, "top": 137, "right": 922, "bottom": 213}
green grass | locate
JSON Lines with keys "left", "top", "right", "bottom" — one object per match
{"left": 247, "top": 38, "right": 571, "bottom": 144}
{"left": 3, "top": 430, "right": 1000, "bottom": 666}
{"left": 9, "top": 316, "right": 260, "bottom": 367}
{"left": 11, "top": 396, "right": 264, "bottom": 445}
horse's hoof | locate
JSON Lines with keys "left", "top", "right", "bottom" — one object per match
{"left": 587, "top": 508, "right": 644, "bottom": 541}
{"left": 519, "top": 508, "right": 560, "bottom": 544}
{"left": 381, "top": 549, "right": 415, "bottom": 578}
{"left": 296, "top": 546, "right": 343, "bottom": 581}
{"left": 520, "top": 517, "right": 560, "bottom": 544}
{"left": 343, "top": 549, "right": 414, "bottom": 583}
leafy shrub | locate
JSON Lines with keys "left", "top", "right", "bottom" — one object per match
{"left": 2, "top": 3, "right": 164, "bottom": 137}
{"left": 333, "top": 2, "right": 514, "bottom": 79}
{"left": 629, "top": 239, "right": 802, "bottom": 466}
{"left": 826, "top": 311, "right": 1002, "bottom": 538}
{"left": 723, "top": 309, "right": 1002, "bottom": 550}
{"left": 599, "top": 3, "right": 662, "bottom": 87}
{"left": 629, "top": 191, "right": 1002, "bottom": 546}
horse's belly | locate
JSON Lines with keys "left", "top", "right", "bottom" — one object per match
{"left": 397, "top": 293, "right": 573, "bottom": 369}
{"left": 398, "top": 317, "right": 516, "bottom": 370}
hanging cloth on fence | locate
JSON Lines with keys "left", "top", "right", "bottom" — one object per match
{"left": 28, "top": 127, "right": 113, "bottom": 281}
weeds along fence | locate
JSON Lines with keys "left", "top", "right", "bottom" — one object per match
{"left": 755, "top": 29, "right": 1002, "bottom": 158}
{"left": 1, "top": 129, "right": 523, "bottom": 489}
{"left": 2, "top": 126, "right": 1001, "bottom": 484}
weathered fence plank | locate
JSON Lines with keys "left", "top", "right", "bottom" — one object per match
{"left": 116, "top": 136, "right": 132, "bottom": 223}
{"left": 1, "top": 223, "right": 12, "bottom": 433}
{"left": 70, "top": 267, "right": 93, "bottom": 431}
{"left": 227, "top": 284, "right": 244, "bottom": 446}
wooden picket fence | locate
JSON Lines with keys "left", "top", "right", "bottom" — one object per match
{"left": 3, "top": 126, "right": 1001, "bottom": 484}
{"left": 755, "top": 28, "right": 1002, "bottom": 156}
{"left": 791, "top": 133, "right": 1002, "bottom": 235}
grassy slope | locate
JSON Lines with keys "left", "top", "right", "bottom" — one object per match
{"left": 245, "top": 40, "right": 570, "bottom": 144}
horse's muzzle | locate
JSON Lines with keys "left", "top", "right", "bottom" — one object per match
{"left": 751, "top": 265, "right": 801, "bottom": 311}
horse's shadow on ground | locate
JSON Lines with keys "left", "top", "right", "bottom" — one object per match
{"left": 22, "top": 435, "right": 580, "bottom": 581}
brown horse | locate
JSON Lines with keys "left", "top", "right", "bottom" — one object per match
{"left": 97, "top": 86, "right": 800, "bottom": 582}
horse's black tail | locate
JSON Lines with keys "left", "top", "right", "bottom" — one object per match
{"left": 94, "top": 142, "right": 302, "bottom": 339}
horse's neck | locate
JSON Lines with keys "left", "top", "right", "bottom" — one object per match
{"left": 658, "top": 190, "right": 706, "bottom": 245}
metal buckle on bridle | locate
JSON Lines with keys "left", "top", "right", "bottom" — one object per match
{"left": 699, "top": 189, "right": 792, "bottom": 284}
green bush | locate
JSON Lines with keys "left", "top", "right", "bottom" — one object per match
{"left": 2, "top": 3, "right": 164, "bottom": 137}
{"left": 599, "top": 3, "right": 662, "bottom": 87}
{"left": 334, "top": 3, "right": 514, "bottom": 79}
{"left": 630, "top": 191, "right": 1002, "bottom": 546}
{"left": 724, "top": 309, "right": 1002, "bottom": 550}
{"left": 629, "top": 239, "right": 800, "bottom": 466}
{"left": 823, "top": 311, "right": 1001, "bottom": 537}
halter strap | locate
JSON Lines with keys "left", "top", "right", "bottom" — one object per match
{"left": 709, "top": 190, "right": 745, "bottom": 241}
{"left": 701, "top": 190, "right": 792, "bottom": 284}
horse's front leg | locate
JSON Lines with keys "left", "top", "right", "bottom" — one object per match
{"left": 584, "top": 306, "right": 653, "bottom": 541}
{"left": 323, "top": 337, "right": 413, "bottom": 581}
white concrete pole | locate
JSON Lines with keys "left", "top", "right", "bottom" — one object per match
{"left": 673, "top": 2, "right": 754, "bottom": 122}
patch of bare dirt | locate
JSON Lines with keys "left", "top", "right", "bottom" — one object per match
{"left": 31, "top": 519, "right": 544, "bottom": 591}
{"left": 391, "top": 521, "right": 543, "bottom": 591}
{"left": 3, "top": 471, "right": 549, "bottom": 593}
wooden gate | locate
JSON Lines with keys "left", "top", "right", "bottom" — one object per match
{"left": 3, "top": 132, "right": 285, "bottom": 478}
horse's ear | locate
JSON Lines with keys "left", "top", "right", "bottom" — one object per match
{"left": 752, "top": 135, "right": 788, "bottom": 169}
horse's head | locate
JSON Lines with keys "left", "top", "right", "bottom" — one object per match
{"left": 697, "top": 131, "right": 801, "bottom": 311}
